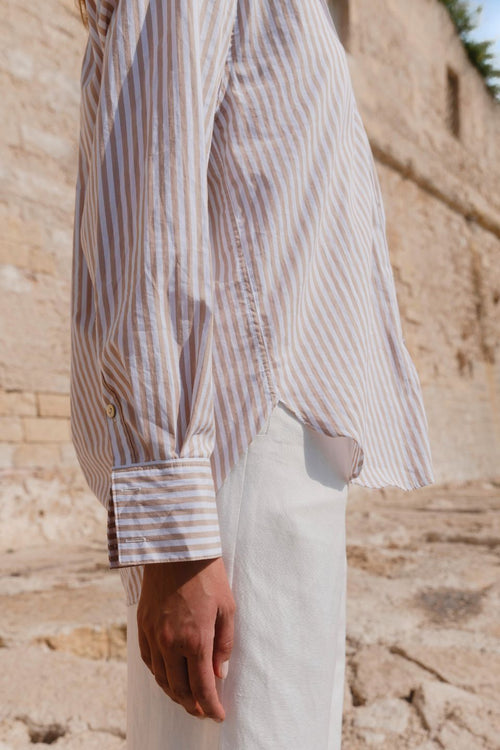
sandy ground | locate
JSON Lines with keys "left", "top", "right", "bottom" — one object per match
{"left": 0, "top": 476, "right": 499, "bottom": 749}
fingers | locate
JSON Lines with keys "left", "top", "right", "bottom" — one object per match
{"left": 151, "top": 647, "right": 169, "bottom": 693}
{"left": 187, "top": 651, "right": 224, "bottom": 722}
{"left": 163, "top": 652, "right": 204, "bottom": 718}
{"left": 137, "top": 622, "right": 208, "bottom": 719}
{"left": 136, "top": 557, "right": 234, "bottom": 723}
{"left": 144, "top": 637, "right": 205, "bottom": 718}
{"left": 212, "top": 601, "right": 235, "bottom": 680}
{"left": 138, "top": 626, "right": 177, "bottom": 707}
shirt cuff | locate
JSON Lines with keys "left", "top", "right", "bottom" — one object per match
{"left": 107, "top": 458, "right": 222, "bottom": 568}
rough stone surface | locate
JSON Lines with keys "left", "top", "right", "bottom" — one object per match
{"left": 0, "top": 478, "right": 498, "bottom": 748}
{"left": 0, "top": 391, "right": 36, "bottom": 418}
{"left": 412, "top": 680, "right": 500, "bottom": 749}
{"left": 351, "top": 697, "right": 412, "bottom": 734}
{"left": 350, "top": 646, "right": 430, "bottom": 705}
{"left": 0, "top": 469, "right": 105, "bottom": 549}
{"left": 37, "top": 393, "right": 71, "bottom": 418}
{"left": 343, "top": 0, "right": 500, "bottom": 485}
{"left": 341, "top": 479, "right": 500, "bottom": 749}
{"left": 22, "top": 417, "right": 71, "bottom": 443}
{"left": 0, "top": 646, "right": 126, "bottom": 737}
{"left": 0, "top": 544, "right": 126, "bottom": 750}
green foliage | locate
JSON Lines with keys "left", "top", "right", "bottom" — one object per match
{"left": 438, "top": 0, "right": 500, "bottom": 100}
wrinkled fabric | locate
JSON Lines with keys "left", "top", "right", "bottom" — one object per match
{"left": 126, "top": 401, "right": 351, "bottom": 750}
{"left": 70, "top": 0, "right": 435, "bottom": 607}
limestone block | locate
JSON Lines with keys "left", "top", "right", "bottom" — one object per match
{"left": 22, "top": 417, "right": 70, "bottom": 443}
{"left": 0, "top": 417, "right": 23, "bottom": 443}
{"left": 393, "top": 644, "right": 500, "bottom": 703}
{"left": 350, "top": 645, "right": 429, "bottom": 704}
{"left": 40, "top": 624, "right": 127, "bottom": 662}
{"left": 0, "top": 390, "right": 36, "bottom": 417}
{"left": 0, "top": 469, "right": 106, "bottom": 548}
{"left": 412, "top": 679, "right": 500, "bottom": 748}
{"left": 351, "top": 697, "right": 412, "bottom": 734}
{"left": 37, "top": 393, "right": 70, "bottom": 418}
{"left": 0, "top": 265, "right": 71, "bottom": 394}
{"left": 0, "top": 243, "right": 31, "bottom": 269}
{"left": 3, "top": 46, "right": 34, "bottom": 82}
{"left": 0, "top": 444, "right": 15, "bottom": 469}
{"left": 20, "top": 123, "right": 74, "bottom": 162}
{"left": 59, "top": 443, "right": 81, "bottom": 468}
{"left": 437, "top": 723, "right": 486, "bottom": 750}
{"left": 28, "top": 248, "right": 57, "bottom": 275}
{"left": 1, "top": 215, "right": 43, "bottom": 260}
{"left": 12, "top": 443, "right": 61, "bottom": 468}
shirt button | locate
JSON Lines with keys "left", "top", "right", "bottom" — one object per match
{"left": 106, "top": 403, "right": 117, "bottom": 419}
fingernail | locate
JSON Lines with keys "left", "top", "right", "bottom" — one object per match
{"left": 220, "top": 660, "right": 229, "bottom": 679}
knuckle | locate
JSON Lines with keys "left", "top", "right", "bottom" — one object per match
{"left": 181, "top": 631, "right": 203, "bottom": 655}
{"left": 157, "top": 629, "right": 175, "bottom": 651}
{"left": 220, "top": 598, "right": 236, "bottom": 618}
{"left": 160, "top": 625, "right": 203, "bottom": 655}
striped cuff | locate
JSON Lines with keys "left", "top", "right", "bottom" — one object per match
{"left": 107, "top": 458, "right": 222, "bottom": 568}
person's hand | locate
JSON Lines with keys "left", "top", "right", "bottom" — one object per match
{"left": 136, "top": 556, "right": 236, "bottom": 722}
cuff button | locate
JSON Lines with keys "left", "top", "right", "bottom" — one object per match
{"left": 106, "top": 403, "right": 117, "bottom": 419}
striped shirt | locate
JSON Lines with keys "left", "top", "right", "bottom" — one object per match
{"left": 70, "top": 0, "right": 435, "bottom": 605}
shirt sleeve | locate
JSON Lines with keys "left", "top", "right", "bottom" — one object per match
{"left": 80, "top": 0, "right": 236, "bottom": 568}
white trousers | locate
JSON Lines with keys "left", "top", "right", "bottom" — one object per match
{"left": 126, "top": 400, "right": 352, "bottom": 750}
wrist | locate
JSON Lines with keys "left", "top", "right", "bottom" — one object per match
{"left": 142, "top": 556, "right": 222, "bottom": 585}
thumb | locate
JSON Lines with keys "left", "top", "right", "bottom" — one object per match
{"left": 212, "top": 604, "right": 234, "bottom": 680}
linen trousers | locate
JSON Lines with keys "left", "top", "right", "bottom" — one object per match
{"left": 126, "top": 400, "right": 353, "bottom": 750}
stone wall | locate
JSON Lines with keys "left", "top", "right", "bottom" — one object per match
{"left": 340, "top": 0, "right": 500, "bottom": 482}
{"left": 1, "top": 1, "right": 86, "bottom": 475}
{"left": 1, "top": 0, "right": 499, "bottom": 503}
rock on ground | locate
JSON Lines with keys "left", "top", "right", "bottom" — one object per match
{"left": 0, "top": 476, "right": 499, "bottom": 749}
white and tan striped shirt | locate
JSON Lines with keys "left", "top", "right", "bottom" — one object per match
{"left": 70, "top": 0, "right": 435, "bottom": 605}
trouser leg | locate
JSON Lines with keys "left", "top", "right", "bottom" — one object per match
{"left": 126, "top": 400, "right": 351, "bottom": 750}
